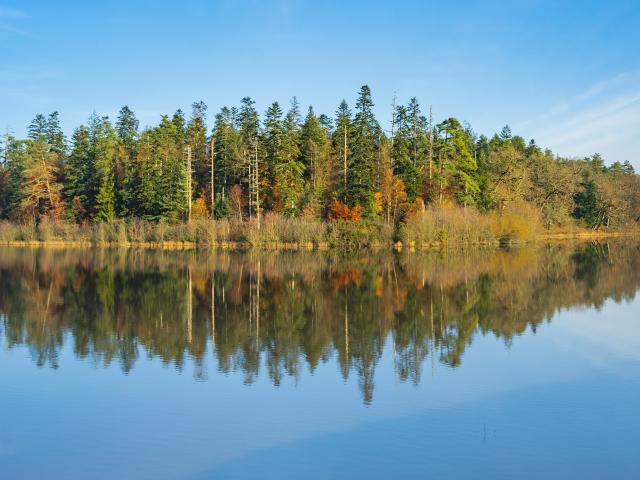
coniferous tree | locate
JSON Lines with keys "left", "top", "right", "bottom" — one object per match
{"left": 155, "top": 116, "right": 187, "bottom": 219}
{"left": 347, "top": 85, "right": 380, "bottom": 215}
{"left": 28, "top": 114, "right": 48, "bottom": 142}
{"left": 332, "top": 100, "right": 351, "bottom": 203}
{"left": 300, "top": 106, "right": 331, "bottom": 214}
{"left": 263, "top": 101, "right": 284, "bottom": 209}
{"left": 211, "top": 107, "right": 239, "bottom": 210}
{"left": 116, "top": 106, "right": 139, "bottom": 154}
{"left": 115, "top": 106, "right": 139, "bottom": 216}
{"left": 93, "top": 118, "right": 119, "bottom": 221}
{"left": 65, "top": 125, "right": 95, "bottom": 220}
{"left": 238, "top": 97, "right": 260, "bottom": 216}
{"left": 392, "top": 105, "right": 421, "bottom": 201}
{"left": 435, "top": 118, "right": 478, "bottom": 206}
{"left": 274, "top": 99, "right": 304, "bottom": 214}
{"left": 1, "top": 136, "right": 29, "bottom": 220}
{"left": 187, "top": 101, "right": 208, "bottom": 195}
{"left": 45, "top": 112, "right": 67, "bottom": 156}
{"left": 574, "top": 174, "right": 600, "bottom": 227}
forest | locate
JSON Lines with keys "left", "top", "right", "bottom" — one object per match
{"left": 1, "top": 85, "right": 639, "bottom": 247}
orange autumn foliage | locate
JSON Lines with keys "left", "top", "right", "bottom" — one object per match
{"left": 329, "top": 199, "right": 361, "bottom": 221}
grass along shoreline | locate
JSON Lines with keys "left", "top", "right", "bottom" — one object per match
{"left": 1, "top": 210, "right": 637, "bottom": 251}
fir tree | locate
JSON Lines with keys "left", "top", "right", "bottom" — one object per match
{"left": 347, "top": 85, "right": 379, "bottom": 215}
{"left": 65, "top": 125, "right": 96, "bottom": 220}
{"left": 332, "top": 100, "right": 351, "bottom": 203}
{"left": 392, "top": 105, "right": 421, "bottom": 201}
{"left": 274, "top": 99, "right": 305, "bottom": 214}
{"left": 94, "top": 119, "right": 118, "bottom": 221}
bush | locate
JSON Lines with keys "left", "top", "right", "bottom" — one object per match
{"left": 245, "top": 213, "right": 327, "bottom": 246}
{"left": 399, "top": 204, "right": 540, "bottom": 247}
{"left": 326, "top": 219, "right": 393, "bottom": 249}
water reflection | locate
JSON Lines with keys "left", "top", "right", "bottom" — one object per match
{"left": 1, "top": 242, "right": 639, "bottom": 404}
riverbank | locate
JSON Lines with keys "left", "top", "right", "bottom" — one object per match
{"left": 0, "top": 223, "right": 636, "bottom": 251}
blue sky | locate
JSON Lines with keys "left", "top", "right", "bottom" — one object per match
{"left": 1, "top": 0, "right": 639, "bottom": 166}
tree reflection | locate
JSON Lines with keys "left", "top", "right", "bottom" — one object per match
{"left": 1, "top": 242, "right": 639, "bottom": 404}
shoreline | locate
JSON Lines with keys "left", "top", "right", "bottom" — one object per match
{"left": 0, "top": 230, "right": 636, "bottom": 251}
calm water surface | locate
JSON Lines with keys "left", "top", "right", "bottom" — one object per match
{"left": 1, "top": 243, "right": 639, "bottom": 479}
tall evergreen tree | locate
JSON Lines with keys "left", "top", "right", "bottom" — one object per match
{"left": 1, "top": 136, "right": 29, "bottom": 220}
{"left": 332, "top": 100, "right": 351, "bottom": 203}
{"left": 300, "top": 106, "right": 331, "bottom": 213}
{"left": 211, "top": 106, "right": 239, "bottom": 202}
{"left": 65, "top": 125, "right": 96, "bottom": 220}
{"left": 115, "top": 106, "right": 139, "bottom": 216}
{"left": 435, "top": 118, "right": 479, "bottom": 206}
{"left": 28, "top": 114, "right": 48, "bottom": 142}
{"left": 347, "top": 85, "right": 380, "bottom": 215}
{"left": 45, "top": 112, "right": 67, "bottom": 156}
{"left": 187, "top": 101, "right": 208, "bottom": 195}
{"left": 273, "top": 99, "right": 304, "bottom": 214}
{"left": 116, "top": 106, "right": 139, "bottom": 153}
{"left": 392, "top": 105, "right": 421, "bottom": 201}
{"left": 94, "top": 118, "right": 119, "bottom": 221}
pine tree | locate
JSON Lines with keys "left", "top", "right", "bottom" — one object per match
{"left": 45, "top": 112, "right": 67, "bottom": 156}
{"left": 1, "top": 135, "right": 29, "bottom": 220}
{"left": 263, "top": 101, "right": 285, "bottom": 208}
{"left": 65, "top": 125, "right": 96, "bottom": 220}
{"left": 116, "top": 106, "right": 139, "bottom": 154}
{"left": 574, "top": 174, "right": 600, "bottom": 227}
{"left": 435, "top": 118, "right": 479, "bottom": 206}
{"left": 187, "top": 101, "right": 208, "bottom": 195}
{"left": 154, "top": 116, "right": 186, "bottom": 220}
{"left": 238, "top": 97, "right": 260, "bottom": 217}
{"left": 392, "top": 105, "right": 421, "bottom": 201}
{"left": 28, "top": 114, "right": 48, "bottom": 142}
{"left": 332, "top": 100, "right": 351, "bottom": 203}
{"left": 115, "top": 106, "right": 139, "bottom": 216}
{"left": 300, "top": 106, "right": 331, "bottom": 214}
{"left": 211, "top": 107, "right": 240, "bottom": 204}
{"left": 274, "top": 99, "right": 305, "bottom": 214}
{"left": 94, "top": 118, "right": 119, "bottom": 221}
{"left": 347, "top": 85, "right": 379, "bottom": 215}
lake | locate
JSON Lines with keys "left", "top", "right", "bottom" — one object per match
{"left": 1, "top": 242, "right": 639, "bottom": 479}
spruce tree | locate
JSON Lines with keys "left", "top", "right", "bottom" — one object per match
{"left": 300, "top": 106, "right": 330, "bottom": 213}
{"left": 332, "top": 100, "right": 351, "bottom": 203}
{"left": 65, "top": 125, "right": 96, "bottom": 220}
{"left": 45, "top": 112, "right": 67, "bottom": 156}
{"left": 28, "top": 114, "right": 48, "bottom": 142}
{"left": 347, "top": 85, "right": 379, "bottom": 215}
{"left": 1, "top": 136, "right": 29, "bottom": 220}
{"left": 211, "top": 106, "right": 239, "bottom": 203}
{"left": 116, "top": 106, "right": 139, "bottom": 216}
{"left": 392, "top": 105, "right": 420, "bottom": 201}
{"left": 187, "top": 101, "right": 208, "bottom": 195}
{"left": 94, "top": 118, "right": 119, "bottom": 221}
{"left": 274, "top": 99, "right": 304, "bottom": 214}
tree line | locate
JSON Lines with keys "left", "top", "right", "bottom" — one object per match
{"left": 1, "top": 85, "right": 639, "bottom": 230}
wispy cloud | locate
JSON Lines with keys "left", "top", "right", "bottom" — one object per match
{"left": 516, "top": 72, "right": 640, "bottom": 166}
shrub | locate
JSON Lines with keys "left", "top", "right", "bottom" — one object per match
{"left": 326, "top": 220, "right": 393, "bottom": 249}
{"left": 399, "top": 204, "right": 541, "bottom": 247}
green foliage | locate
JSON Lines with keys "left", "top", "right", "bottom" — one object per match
{"left": 573, "top": 175, "right": 600, "bottom": 227}
{"left": 347, "top": 86, "right": 380, "bottom": 215}
{"left": 1, "top": 88, "right": 639, "bottom": 240}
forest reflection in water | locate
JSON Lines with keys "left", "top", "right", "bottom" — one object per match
{"left": 1, "top": 242, "right": 639, "bottom": 404}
